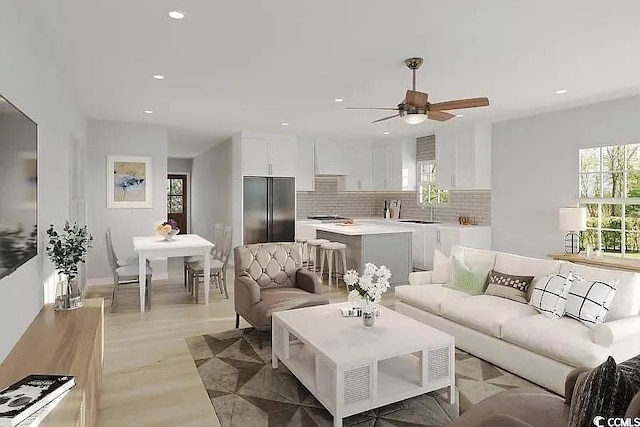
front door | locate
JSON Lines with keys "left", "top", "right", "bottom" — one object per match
{"left": 167, "top": 174, "right": 188, "bottom": 233}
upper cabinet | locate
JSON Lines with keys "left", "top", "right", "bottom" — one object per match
{"left": 435, "top": 123, "right": 491, "bottom": 190}
{"left": 296, "top": 138, "right": 315, "bottom": 191}
{"left": 372, "top": 139, "right": 416, "bottom": 191}
{"left": 344, "top": 143, "right": 373, "bottom": 191}
{"left": 240, "top": 132, "right": 296, "bottom": 176}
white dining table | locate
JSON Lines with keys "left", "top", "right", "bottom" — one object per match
{"left": 132, "top": 234, "right": 215, "bottom": 313}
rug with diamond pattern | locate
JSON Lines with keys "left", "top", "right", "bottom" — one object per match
{"left": 186, "top": 328, "right": 542, "bottom": 427}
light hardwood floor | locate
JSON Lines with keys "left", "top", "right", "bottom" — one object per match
{"left": 87, "top": 259, "right": 360, "bottom": 426}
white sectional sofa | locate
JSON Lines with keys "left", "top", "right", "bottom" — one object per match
{"left": 394, "top": 245, "right": 640, "bottom": 396}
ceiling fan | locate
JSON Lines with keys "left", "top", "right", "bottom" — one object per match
{"left": 347, "top": 57, "right": 490, "bottom": 124}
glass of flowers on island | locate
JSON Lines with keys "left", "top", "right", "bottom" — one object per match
{"left": 344, "top": 263, "right": 392, "bottom": 328}
{"left": 155, "top": 219, "right": 180, "bottom": 241}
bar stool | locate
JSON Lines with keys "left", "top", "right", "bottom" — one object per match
{"left": 306, "top": 239, "right": 329, "bottom": 273}
{"left": 319, "top": 242, "right": 348, "bottom": 292}
{"left": 295, "top": 238, "right": 308, "bottom": 268}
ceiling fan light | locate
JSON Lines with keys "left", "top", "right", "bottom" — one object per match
{"left": 400, "top": 113, "right": 428, "bottom": 124}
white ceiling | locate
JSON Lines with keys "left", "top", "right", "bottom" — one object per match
{"left": 29, "top": 1, "right": 640, "bottom": 157}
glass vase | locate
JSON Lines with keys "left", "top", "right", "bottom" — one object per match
{"left": 161, "top": 228, "right": 180, "bottom": 241}
{"left": 362, "top": 307, "right": 376, "bottom": 328}
{"left": 54, "top": 275, "right": 83, "bottom": 311}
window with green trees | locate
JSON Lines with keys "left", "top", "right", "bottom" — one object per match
{"left": 579, "top": 144, "right": 640, "bottom": 258}
{"left": 417, "top": 161, "right": 448, "bottom": 205}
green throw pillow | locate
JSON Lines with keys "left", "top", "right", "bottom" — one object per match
{"left": 447, "top": 255, "right": 491, "bottom": 295}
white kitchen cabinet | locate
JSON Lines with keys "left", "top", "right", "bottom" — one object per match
{"left": 344, "top": 145, "right": 373, "bottom": 191}
{"left": 296, "top": 139, "right": 315, "bottom": 191}
{"left": 269, "top": 139, "right": 296, "bottom": 175}
{"left": 438, "top": 228, "right": 460, "bottom": 258}
{"left": 372, "top": 144, "right": 390, "bottom": 190}
{"left": 241, "top": 133, "right": 296, "bottom": 176}
{"left": 372, "top": 139, "right": 416, "bottom": 191}
{"left": 242, "top": 137, "right": 270, "bottom": 175}
{"left": 436, "top": 123, "right": 492, "bottom": 190}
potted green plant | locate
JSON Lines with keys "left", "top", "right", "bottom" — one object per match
{"left": 46, "top": 222, "right": 93, "bottom": 311}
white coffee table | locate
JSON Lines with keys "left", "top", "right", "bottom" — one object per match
{"left": 272, "top": 302, "right": 455, "bottom": 427}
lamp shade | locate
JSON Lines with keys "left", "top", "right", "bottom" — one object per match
{"left": 559, "top": 207, "right": 587, "bottom": 231}
{"left": 400, "top": 113, "right": 428, "bottom": 124}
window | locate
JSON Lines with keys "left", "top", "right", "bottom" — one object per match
{"left": 417, "top": 161, "right": 448, "bottom": 205}
{"left": 167, "top": 177, "right": 184, "bottom": 213}
{"left": 579, "top": 144, "right": 640, "bottom": 258}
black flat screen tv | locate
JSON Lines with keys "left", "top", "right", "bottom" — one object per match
{"left": 0, "top": 94, "right": 37, "bottom": 279}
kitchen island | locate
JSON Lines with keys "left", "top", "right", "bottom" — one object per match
{"left": 315, "top": 223, "right": 412, "bottom": 286}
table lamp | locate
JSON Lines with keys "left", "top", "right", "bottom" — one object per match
{"left": 559, "top": 206, "right": 587, "bottom": 254}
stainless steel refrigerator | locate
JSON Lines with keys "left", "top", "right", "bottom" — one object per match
{"left": 243, "top": 176, "right": 296, "bottom": 244}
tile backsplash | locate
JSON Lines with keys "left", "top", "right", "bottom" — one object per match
{"left": 297, "top": 176, "right": 491, "bottom": 225}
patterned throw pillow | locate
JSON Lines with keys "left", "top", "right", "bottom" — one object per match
{"left": 484, "top": 270, "right": 534, "bottom": 303}
{"left": 446, "top": 255, "right": 492, "bottom": 295}
{"left": 569, "top": 357, "right": 639, "bottom": 426}
{"left": 620, "top": 355, "right": 640, "bottom": 391}
{"left": 529, "top": 273, "right": 579, "bottom": 319}
{"left": 565, "top": 277, "right": 618, "bottom": 328}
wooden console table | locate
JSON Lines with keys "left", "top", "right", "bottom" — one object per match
{"left": 0, "top": 298, "right": 104, "bottom": 427}
{"left": 549, "top": 253, "right": 640, "bottom": 273}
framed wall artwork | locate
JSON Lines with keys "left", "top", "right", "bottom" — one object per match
{"left": 106, "top": 155, "right": 152, "bottom": 209}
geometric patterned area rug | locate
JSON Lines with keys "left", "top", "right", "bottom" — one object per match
{"left": 186, "top": 328, "right": 542, "bottom": 426}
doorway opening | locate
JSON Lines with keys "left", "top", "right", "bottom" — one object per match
{"left": 167, "top": 173, "right": 189, "bottom": 233}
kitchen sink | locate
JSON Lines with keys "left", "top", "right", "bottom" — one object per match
{"left": 399, "top": 220, "right": 440, "bottom": 224}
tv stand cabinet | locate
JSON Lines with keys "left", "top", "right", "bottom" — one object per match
{"left": 0, "top": 298, "right": 104, "bottom": 426}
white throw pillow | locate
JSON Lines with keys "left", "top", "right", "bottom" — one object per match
{"left": 432, "top": 249, "right": 451, "bottom": 284}
{"left": 529, "top": 273, "right": 579, "bottom": 319}
{"left": 565, "top": 277, "right": 618, "bottom": 328}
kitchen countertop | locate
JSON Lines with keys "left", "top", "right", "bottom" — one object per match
{"left": 296, "top": 217, "right": 490, "bottom": 230}
{"left": 313, "top": 223, "right": 413, "bottom": 236}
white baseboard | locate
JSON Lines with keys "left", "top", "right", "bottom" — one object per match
{"left": 87, "top": 272, "right": 169, "bottom": 287}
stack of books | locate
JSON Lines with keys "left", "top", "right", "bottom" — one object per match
{"left": 340, "top": 306, "right": 381, "bottom": 317}
{"left": 0, "top": 375, "right": 75, "bottom": 427}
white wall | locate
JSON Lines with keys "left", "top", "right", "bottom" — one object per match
{"left": 86, "top": 120, "right": 168, "bottom": 280}
{"left": 0, "top": 2, "right": 86, "bottom": 361}
{"left": 168, "top": 157, "right": 192, "bottom": 173}
{"left": 492, "top": 95, "right": 640, "bottom": 257}
{"left": 191, "top": 139, "right": 232, "bottom": 243}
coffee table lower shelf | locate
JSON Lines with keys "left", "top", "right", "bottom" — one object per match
{"left": 272, "top": 319, "right": 455, "bottom": 427}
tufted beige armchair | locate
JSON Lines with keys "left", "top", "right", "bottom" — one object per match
{"left": 234, "top": 242, "right": 329, "bottom": 342}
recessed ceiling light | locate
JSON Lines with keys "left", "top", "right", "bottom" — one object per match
{"left": 168, "top": 10, "right": 185, "bottom": 20}
{"left": 144, "top": 110, "right": 153, "bottom": 114}
{"left": 456, "top": 114, "right": 464, "bottom": 118}
{"left": 383, "top": 131, "right": 390, "bottom": 135}
{"left": 281, "top": 122, "right": 289, "bottom": 126}
{"left": 334, "top": 98, "right": 344, "bottom": 103}
{"left": 153, "top": 75, "right": 165, "bottom": 80}
{"left": 555, "top": 89, "right": 567, "bottom": 94}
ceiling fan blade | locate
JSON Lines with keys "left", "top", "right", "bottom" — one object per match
{"left": 372, "top": 114, "right": 399, "bottom": 123}
{"left": 346, "top": 107, "right": 400, "bottom": 111}
{"left": 427, "top": 111, "right": 455, "bottom": 122}
{"left": 405, "top": 90, "right": 428, "bottom": 108}
{"left": 429, "top": 97, "right": 490, "bottom": 111}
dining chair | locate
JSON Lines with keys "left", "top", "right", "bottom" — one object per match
{"left": 106, "top": 227, "right": 146, "bottom": 267}
{"left": 183, "top": 223, "right": 224, "bottom": 288}
{"left": 187, "top": 225, "right": 233, "bottom": 302}
{"left": 105, "top": 230, "right": 153, "bottom": 311}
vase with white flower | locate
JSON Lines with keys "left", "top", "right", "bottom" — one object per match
{"left": 46, "top": 222, "right": 93, "bottom": 311}
{"left": 155, "top": 219, "right": 179, "bottom": 241}
{"left": 344, "top": 263, "right": 392, "bottom": 328}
